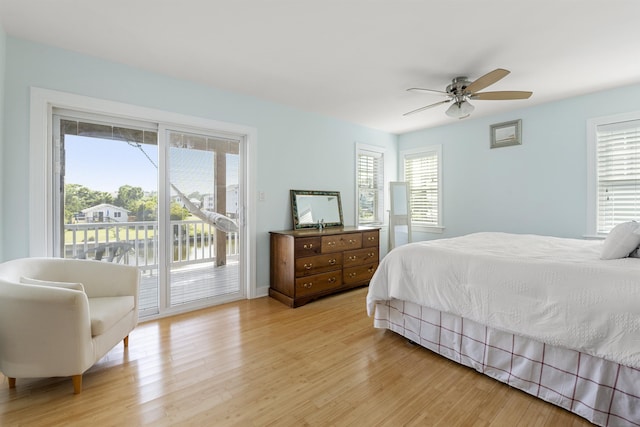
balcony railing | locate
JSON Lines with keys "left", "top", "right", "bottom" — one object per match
{"left": 64, "top": 219, "right": 239, "bottom": 269}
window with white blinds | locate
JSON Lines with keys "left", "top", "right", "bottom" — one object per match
{"left": 595, "top": 119, "right": 640, "bottom": 233}
{"left": 401, "top": 146, "right": 442, "bottom": 230}
{"left": 356, "top": 144, "right": 384, "bottom": 225}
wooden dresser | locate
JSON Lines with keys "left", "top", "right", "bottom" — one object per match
{"left": 269, "top": 226, "right": 380, "bottom": 307}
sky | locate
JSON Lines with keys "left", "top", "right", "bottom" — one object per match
{"left": 65, "top": 135, "right": 239, "bottom": 196}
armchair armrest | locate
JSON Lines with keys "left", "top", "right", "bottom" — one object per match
{"left": 0, "top": 281, "right": 94, "bottom": 378}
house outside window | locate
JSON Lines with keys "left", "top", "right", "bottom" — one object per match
{"left": 355, "top": 143, "right": 384, "bottom": 225}
{"left": 587, "top": 113, "right": 640, "bottom": 235}
{"left": 401, "top": 145, "right": 443, "bottom": 233}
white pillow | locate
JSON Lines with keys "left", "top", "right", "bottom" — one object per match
{"left": 631, "top": 228, "right": 640, "bottom": 258}
{"left": 19, "top": 276, "right": 85, "bottom": 292}
{"left": 600, "top": 221, "right": 640, "bottom": 260}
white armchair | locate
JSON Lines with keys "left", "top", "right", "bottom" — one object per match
{"left": 0, "top": 257, "right": 139, "bottom": 394}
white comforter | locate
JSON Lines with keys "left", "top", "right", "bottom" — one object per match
{"left": 366, "top": 232, "right": 640, "bottom": 368}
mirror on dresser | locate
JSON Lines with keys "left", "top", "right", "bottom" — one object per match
{"left": 290, "top": 189, "right": 343, "bottom": 229}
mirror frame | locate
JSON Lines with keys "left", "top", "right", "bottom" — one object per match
{"left": 290, "top": 189, "right": 344, "bottom": 229}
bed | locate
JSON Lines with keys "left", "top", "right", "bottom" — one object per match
{"left": 366, "top": 231, "right": 640, "bottom": 426}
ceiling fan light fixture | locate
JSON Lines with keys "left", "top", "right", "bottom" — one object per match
{"left": 445, "top": 100, "right": 474, "bottom": 119}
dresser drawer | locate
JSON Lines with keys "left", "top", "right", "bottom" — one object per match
{"left": 362, "top": 231, "right": 379, "bottom": 248}
{"left": 343, "top": 247, "right": 379, "bottom": 268}
{"left": 295, "top": 271, "right": 343, "bottom": 297}
{"left": 295, "top": 237, "right": 322, "bottom": 257}
{"left": 343, "top": 263, "right": 377, "bottom": 285}
{"left": 295, "top": 253, "right": 343, "bottom": 277}
{"left": 321, "top": 233, "right": 362, "bottom": 253}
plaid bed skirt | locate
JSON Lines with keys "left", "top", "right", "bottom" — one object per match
{"left": 373, "top": 299, "right": 640, "bottom": 426}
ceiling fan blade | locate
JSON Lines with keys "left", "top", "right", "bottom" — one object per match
{"left": 465, "top": 68, "right": 510, "bottom": 94}
{"left": 403, "top": 99, "right": 451, "bottom": 116}
{"left": 406, "top": 87, "right": 449, "bottom": 96}
{"left": 470, "top": 91, "right": 533, "bottom": 100}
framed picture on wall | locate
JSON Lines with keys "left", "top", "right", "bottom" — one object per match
{"left": 490, "top": 119, "right": 522, "bottom": 148}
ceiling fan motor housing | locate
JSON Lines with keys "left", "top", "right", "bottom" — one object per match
{"left": 446, "top": 77, "right": 471, "bottom": 96}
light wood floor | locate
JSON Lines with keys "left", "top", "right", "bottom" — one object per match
{"left": 0, "top": 288, "right": 593, "bottom": 426}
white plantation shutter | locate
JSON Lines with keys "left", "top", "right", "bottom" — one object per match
{"left": 403, "top": 147, "right": 441, "bottom": 227}
{"left": 356, "top": 146, "right": 384, "bottom": 224}
{"left": 596, "top": 119, "right": 640, "bottom": 233}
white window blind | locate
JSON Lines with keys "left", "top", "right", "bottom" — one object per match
{"left": 403, "top": 148, "right": 440, "bottom": 227}
{"left": 596, "top": 119, "right": 640, "bottom": 233}
{"left": 356, "top": 147, "right": 384, "bottom": 224}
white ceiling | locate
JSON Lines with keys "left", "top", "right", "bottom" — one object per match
{"left": 1, "top": 0, "right": 639, "bottom": 134}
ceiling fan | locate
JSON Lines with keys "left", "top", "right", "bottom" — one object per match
{"left": 404, "top": 68, "right": 532, "bottom": 119}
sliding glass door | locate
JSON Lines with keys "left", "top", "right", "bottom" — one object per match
{"left": 53, "top": 111, "right": 244, "bottom": 317}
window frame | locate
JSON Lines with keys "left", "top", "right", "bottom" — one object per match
{"left": 586, "top": 111, "right": 640, "bottom": 237}
{"left": 400, "top": 145, "right": 444, "bottom": 234}
{"left": 355, "top": 143, "right": 385, "bottom": 226}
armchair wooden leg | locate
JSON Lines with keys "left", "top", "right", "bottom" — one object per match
{"left": 123, "top": 335, "right": 129, "bottom": 347}
{"left": 8, "top": 377, "right": 16, "bottom": 389}
{"left": 72, "top": 375, "right": 82, "bottom": 394}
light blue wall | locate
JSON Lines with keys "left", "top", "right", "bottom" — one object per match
{"left": 7, "top": 34, "right": 638, "bottom": 291}
{"left": 0, "top": 37, "right": 397, "bottom": 292}
{"left": 399, "top": 84, "right": 640, "bottom": 241}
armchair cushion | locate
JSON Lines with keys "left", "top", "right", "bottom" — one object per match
{"left": 88, "top": 296, "right": 135, "bottom": 336}
{"left": 19, "top": 276, "right": 85, "bottom": 292}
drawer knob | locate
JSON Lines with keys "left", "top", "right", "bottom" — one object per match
{"left": 368, "top": 267, "right": 375, "bottom": 273}
{"left": 348, "top": 239, "right": 356, "bottom": 244}
{"left": 368, "top": 236, "right": 375, "bottom": 241}
{"left": 304, "top": 263, "right": 313, "bottom": 270}
{"left": 303, "top": 282, "right": 313, "bottom": 288}
{"left": 328, "top": 277, "right": 337, "bottom": 283}
{"left": 349, "top": 272, "right": 357, "bottom": 278}
{"left": 348, "top": 255, "right": 357, "bottom": 261}
{"left": 368, "top": 252, "right": 375, "bottom": 257}
{"left": 327, "top": 241, "right": 336, "bottom": 246}
{"left": 328, "top": 259, "right": 336, "bottom": 265}
{"left": 303, "top": 243, "right": 314, "bottom": 249}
